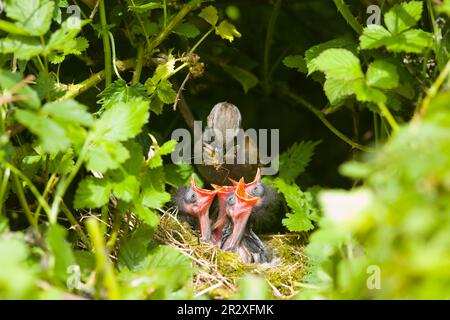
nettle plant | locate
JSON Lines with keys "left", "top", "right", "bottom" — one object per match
{"left": 0, "top": 0, "right": 247, "bottom": 299}
{"left": 284, "top": 0, "right": 449, "bottom": 142}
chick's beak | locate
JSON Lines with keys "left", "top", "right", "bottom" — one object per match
{"left": 222, "top": 178, "right": 259, "bottom": 251}
{"left": 211, "top": 184, "right": 235, "bottom": 242}
{"left": 190, "top": 176, "right": 217, "bottom": 241}
{"left": 228, "top": 168, "right": 261, "bottom": 188}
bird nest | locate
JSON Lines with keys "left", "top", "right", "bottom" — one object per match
{"left": 154, "top": 211, "right": 310, "bottom": 299}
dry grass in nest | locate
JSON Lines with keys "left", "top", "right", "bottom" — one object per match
{"left": 155, "top": 211, "right": 310, "bottom": 299}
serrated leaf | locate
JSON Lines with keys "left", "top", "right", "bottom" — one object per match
{"left": 85, "top": 139, "right": 130, "bottom": 173}
{"left": 384, "top": 1, "right": 423, "bottom": 34}
{"left": 147, "top": 140, "right": 178, "bottom": 168}
{"left": 112, "top": 175, "right": 140, "bottom": 202}
{"left": 43, "top": 100, "right": 94, "bottom": 127}
{"left": 74, "top": 177, "right": 112, "bottom": 208}
{"left": 46, "top": 19, "right": 89, "bottom": 55}
{"left": 15, "top": 109, "right": 70, "bottom": 154}
{"left": 0, "top": 36, "right": 43, "bottom": 60}
{"left": 323, "top": 78, "right": 355, "bottom": 105}
{"left": 164, "top": 164, "right": 195, "bottom": 187}
{"left": 141, "top": 168, "right": 171, "bottom": 209}
{"left": 359, "top": 25, "right": 392, "bottom": 50}
{"left": 134, "top": 205, "right": 160, "bottom": 228}
{"left": 283, "top": 55, "right": 307, "bottom": 73}
{"left": 94, "top": 98, "right": 150, "bottom": 141}
{"left": 97, "top": 79, "right": 149, "bottom": 110}
{"left": 5, "top": 0, "right": 54, "bottom": 36}
{"left": 305, "top": 38, "right": 356, "bottom": 74}
{"left": 156, "top": 80, "right": 177, "bottom": 104}
{"left": 221, "top": 64, "right": 258, "bottom": 94}
{"left": 279, "top": 141, "right": 320, "bottom": 183}
{"left": 173, "top": 23, "right": 200, "bottom": 38}
{"left": 366, "top": 60, "right": 399, "bottom": 90}
{"left": 352, "top": 80, "right": 387, "bottom": 103}
{"left": 315, "top": 49, "right": 364, "bottom": 80}
{"left": 274, "top": 178, "right": 318, "bottom": 232}
{"left": 385, "top": 29, "right": 433, "bottom": 53}
{"left": 0, "top": 71, "right": 41, "bottom": 109}
{"left": 199, "top": 5, "right": 218, "bottom": 26}
{"left": 215, "top": 21, "right": 241, "bottom": 42}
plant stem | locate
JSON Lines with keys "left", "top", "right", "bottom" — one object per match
{"left": 60, "top": 70, "right": 105, "bottom": 100}
{"left": 132, "top": 44, "right": 145, "bottom": 85}
{"left": 49, "top": 140, "right": 89, "bottom": 224}
{"left": 61, "top": 201, "right": 90, "bottom": 246}
{"left": 4, "top": 163, "right": 52, "bottom": 218}
{"left": 147, "top": 1, "right": 198, "bottom": 53}
{"left": 0, "top": 168, "right": 10, "bottom": 213}
{"left": 12, "top": 172, "right": 39, "bottom": 233}
{"left": 99, "top": 0, "right": 112, "bottom": 86}
{"left": 263, "top": 0, "right": 282, "bottom": 94}
{"left": 189, "top": 27, "right": 214, "bottom": 54}
{"left": 377, "top": 102, "right": 399, "bottom": 132}
{"left": 419, "top": 58, "right": 450, "bottom": 115}
{"left": 332, "top": 0, "right": 363, "bottom": 35}
{"left": 86, "top": 218, "right": 120, "bottom": 299}
{"left": 280, "top": 87, "right": 372, "bottom": 152}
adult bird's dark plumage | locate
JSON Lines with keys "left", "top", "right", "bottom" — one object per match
{"left": 196, "top": 102, "right": 259, "bottom": 185}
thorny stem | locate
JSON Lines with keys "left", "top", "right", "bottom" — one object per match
{"left": 280, "top": 87, "right": 372, "bottom": 152}
{"left": 99, "top": 0, "right": 112, "bottom": 86}
{"left": 332, "top": 0, "right": 363, "bottom": 35}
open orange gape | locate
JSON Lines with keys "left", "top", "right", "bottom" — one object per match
{"left": 174, "top": 169, "right": 273, "bottom": 264}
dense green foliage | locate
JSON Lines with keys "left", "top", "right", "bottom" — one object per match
{"left": 0, "top": 0, "right": 449, "bottom": 299}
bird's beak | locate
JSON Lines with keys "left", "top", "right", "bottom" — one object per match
{"left": 210, "top": 184, "right": 235, "bottom": 241}
{"left": 228, "top": 168, "right": 262, "bottom": 187}
{"left": 222, "top": 178, "right": 259, "bottom": 251}
{"left": 190, "top": 176, "right": 217, "bottom": 241}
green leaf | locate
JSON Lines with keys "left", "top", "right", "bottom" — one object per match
{"left": 42, "top": 100, "right": 94, "bottom": 127}
{"left": 15, "top": 109, "right": 71, "bottom": 154}
{"left": 0, "top": 36, "right": 43, "bottom": 60}
{"left": 74, "top": 177, "right": 112, "bottom": 209}
{"left": 112, "top": 175, "right": 140, "bottom": 202}
{"left": 283, "top": 55, "right": 307, "bottom": 73}
{"left": 156, "top": 80, "right": 177, "bottom": 104}
{"left": 134, "top": 204, "right": 160, "bottom": 228}
{"left": 199, "top": 5, "right": 219, "bottom": 26}
{"left": 305, "top": 38, "right": 356, "bottom": 75}
{"left": 323, "top": 77, "right": 355, "bottom": 105}
{"left": 215, "top": 21, "right": 241, "bottom": 42}
{"left": 46, "top": 224, "right": 75, "bottom": 284}
{"left": 279, "top": 141, "right": 320, "bottom": 183}
{"left": 173, "top": 23, "right": 200, "bottom": 38}
{"left": 385, "top": 29, "right": 433, "bottom": 53}
{"left": 0, "top": 71, "right": 41, "bottom": 109}
{"left": 85, "top": 139, "right": 130, "bottom": 173}
{"left": 384, "top": 1, "right": 423, "bottom": 34}
{"left": 315, "top": 49, "right": 364, "bottom": 80}
{"left": 366, "top": 60, "right": 399, "bottom": 90}
{"left": 97, "top": 79, "right": 148, "bottom": 110}
{"left": 359, "top": 25, "right": 392, "bottom": 50}
{"left": 147, "top": 140, "right": 178, "bottom": 168}
{"left": 274, "top": 178, "right": 318, "bottom": 232}
{"left": 164, "top": 164, "right": 195, "bottom": 187}
{"left": 0, "top": 19, "right": 31, "bottom": 36}
{"left": 5, "top": 0, "right": 54, "bottom": 36}
{"left": 221, "top": 64, "right": 258, "bottom": 94}
{"left": 352, "top": 80, "right": 387, "bottom": 103}
{"left": 93, "top": 98, "right": 150, "bottom": 141}
{"left": 141, "top": 168, "right": 171, "bottom": 209}
{"left": 46, "top": 19, "right": 90, "bottom": 55}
